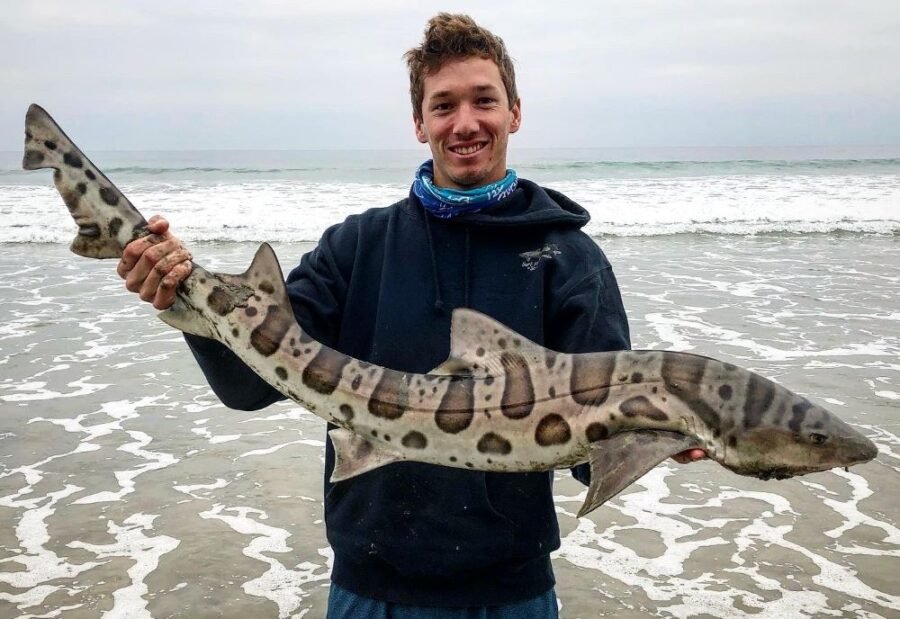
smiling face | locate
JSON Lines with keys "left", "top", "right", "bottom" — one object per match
{"left": 414, "top": 56, "right": 521, "bottom": 189}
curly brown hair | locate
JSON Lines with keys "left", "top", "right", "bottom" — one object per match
{"left": 404, "top": 13, "right": 518, "bottom": 122}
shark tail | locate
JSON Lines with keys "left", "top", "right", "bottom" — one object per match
{"left": 23, "top": 103, "right": 148, "bottom": 259}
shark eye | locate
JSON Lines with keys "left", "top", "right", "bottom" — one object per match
{"left": 809, "top": 432, "right": 828, "bottom": 445}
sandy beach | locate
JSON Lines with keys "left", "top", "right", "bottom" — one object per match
{"left": 1, "top": 233, "right": 898, "bottom": 618}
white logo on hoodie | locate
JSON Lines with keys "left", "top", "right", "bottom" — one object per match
{"left": 519, "top": 244, "right": 562, "bottom": 271}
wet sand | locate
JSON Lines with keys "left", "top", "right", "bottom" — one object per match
{"left": 1, "top": 234, "right": 898, "bottom": 618}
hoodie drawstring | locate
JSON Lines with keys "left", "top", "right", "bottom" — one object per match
{"left": 423, "top": 214, "right": 472, "bottom": 314}
{"left": 464, "top": 228, "right": 471, "bottom": 309}
{"left": 423, "top": 213, "right": 445, "bottom": 313}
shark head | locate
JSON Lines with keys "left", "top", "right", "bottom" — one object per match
{"left": 717, "top": 386, "right": 878, "bottom": 480}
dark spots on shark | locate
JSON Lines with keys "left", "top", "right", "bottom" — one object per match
{"left": 545, "top": 351, "right": 557, "bottom": 369}
{"left": 449, "top": 456, "right": 458, "bottom": 463}
{"left": 477, "top": 432, "right": 512, "bottom": 455}
{"left": 250, "top": 304, "right": 294, "bottom": 356}
{"left": 108, "top": 217, "right": 122, "bottom": 239}
{"left": 620, "top": 396, "right": 669, "bottom": 421}
{"left": 351, "top": 375, "right": 362, "bottom": 391}
{"left": 718, "top": 384, "right": 733, "bottom": 401}
{"left": 586, "top": 423, "right": 609, "bottom": 442}
{"left": 275, "top": 367, "right": 288, "bottom": 380}
{"left": 245, "top": 306, "right": 258, "bottom": 317}
{"left": 571, "top": 353, "right": 614, "bottom": 406}
{"left": 78, "top": 223, "right": 100, "bottom": 237}
{"left": 436, "top": 379, "right": 475, "bottom": 433}
{"left": 63, "top": 152, "right": 83, "bottom": 168}
{"left": 465, "top": 462, "right": 474, "bottom": 468}
{"left": 303, "top": 348, "right": 352, "bottom": 395}
{"left": 24, "top": 150, "right": 45, "bottom": 167}
{"left": 232, "top": 328, "right": 240, "bottom": 338}
{"left": 652, "top": 386, "right": 658, "bottom": 394}
{"left": 498, "top": 338, "right": 507, "bottom": 349}
{"left": 500, "top": 352, "right": 535, "bottom": 419}
{"left": 743, "top": 374, "right": 775, "bottom": 429}
{"left": 292, "top": 349, "right": 301, "bottom": 357}
{"left": 476, "top": 347, "right": 485, "bottom": 357}
{"left": 207, "top": 287, "right": 235, "bottom": 316}
{"left": 536, "top": 414, "right": 571, "bottom": 446}
{"left": 371, "top": 430, "right": 378, "bottom": 438}
{"left": 661, "top": 354, "right": 721, "bottom": 429}
{"left": 484, "top": 375, "right": 494, "bottom": 386}
{"left": 728, "top": 436, "right": 738, "bottom": 449}
{"left": 43, "top": 140, "right": 57, "bottom": 150}
{"left": 339, "top": 404, "right": 354, "bottom": 421}
{"left": 401, "top": 431, "right": 427, "bottom": 449}
{"left": 99, "top": 187, "right": 119, "bottom": 206}
{"left": 85, "top": 169, "right": 96, "bottom": 180}
{"left": 259, "top": 281, "right": 275, "bottom": 295}
{"left": 789, "top": 400, "right": 812, "bottom": 433}
{"left": 76, "top": 182, "right": 87, "bottom": 195}
{"left": 548, "top": 386, "right": 556, "bottom": 398}
{"left": 631, "top": 372, "right": 644, "bottom": 383}
{"left": 61, "top": 187, "right": 81, "bottom": 212}
{"left": 369, "top": 371, "right": 408, "bottom": 420}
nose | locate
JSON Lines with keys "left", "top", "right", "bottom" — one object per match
{"left": 452, "top": 104, "right": 479, "bottom": 136}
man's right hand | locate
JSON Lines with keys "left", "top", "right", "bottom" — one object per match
{"left": 117, "top": 215, "right": 193, "bottom": 310}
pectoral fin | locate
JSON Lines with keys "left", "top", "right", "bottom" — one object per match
{"left": 578, "top": 430, "right": 700, "bottom": 517}
{"left": 329, "top": 428, "right": 406, "bottom": 483}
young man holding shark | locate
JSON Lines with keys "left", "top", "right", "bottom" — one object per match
{"left": 118, "top": 13, "right": 704, "bottom": 618}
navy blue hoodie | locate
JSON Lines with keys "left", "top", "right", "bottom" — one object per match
{"left": 185, "top": 178, "right": 631, "bottom": 607}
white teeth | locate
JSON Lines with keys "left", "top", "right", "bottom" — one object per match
{"left": 452, "top": 144, "right": 484, "bottom": 155}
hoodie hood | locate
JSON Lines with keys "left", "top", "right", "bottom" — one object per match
{"left": 406, "top": 177, "right": 592, "bottom": 314}
{"left": 405, "top": 178, "right": 591, "bottom": 229}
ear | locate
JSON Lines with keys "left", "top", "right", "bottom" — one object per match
{"left": 509, "top": 98, "right": 522, "bottom": 134}
{"left": 414, "top": 115, "right": 428, "bottom": 143}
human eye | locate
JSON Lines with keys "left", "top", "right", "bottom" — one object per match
{"left": 431, "top": 101, "right": 452, "bottom": 114}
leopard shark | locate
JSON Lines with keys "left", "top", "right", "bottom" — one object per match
{"left": 22, "top": 103, "right": 878, "bottom": 517}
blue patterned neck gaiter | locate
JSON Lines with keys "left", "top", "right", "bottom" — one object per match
{"left": 412, "top": 160, "right": 518, "bottom": 219}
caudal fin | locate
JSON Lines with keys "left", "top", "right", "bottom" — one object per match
{"left": 23, "top": 104, "right": 148, "bottom": 259}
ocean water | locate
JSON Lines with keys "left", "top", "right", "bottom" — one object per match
{"left": 1, "top": 146, "right": 898, "bottom": 243}
{"left": 1, "top": 147, "right": 899, "bottom": 618}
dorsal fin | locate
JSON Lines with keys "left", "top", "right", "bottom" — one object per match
{"left": 239, "top": 243, "right": 286, "bottom": 300}
{"left": 430, "top": 309, "right": 552, "bottom": 377}
{"left": 159, "top": 243, "right": 291, "bottom": 339}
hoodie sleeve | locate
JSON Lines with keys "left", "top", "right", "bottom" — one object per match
{"left": 546, "top": 263, "right": 632, "bottom": 487}
{"left": 184, "top": 219, "right": 357, "bottom": 411}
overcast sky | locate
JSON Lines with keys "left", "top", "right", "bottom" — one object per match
{"left": 3, "top": 1, "right": 898, "bottom": 150}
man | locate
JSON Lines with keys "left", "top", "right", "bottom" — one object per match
{"left": 119, "top": 13, "right": 703, "bottom": 618}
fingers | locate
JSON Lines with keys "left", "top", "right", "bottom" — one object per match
{"left": 115, "top": 214, "right": 193, "bottom": 311}
{"left": 140, "top": 248, "right": 193, "bottom": 310}
{"left": 146, "top": 214, "right": 170, "bottom": 235}
{"left": 672, "top": 448, "right": 708, "bottom": 464}
{"left": 118, "top": 215, "right": 171, "bottom": 279}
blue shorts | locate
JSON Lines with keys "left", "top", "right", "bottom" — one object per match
{"left": 326, "top": 583, "right": 559, "bottom": 619}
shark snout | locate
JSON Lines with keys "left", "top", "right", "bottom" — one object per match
{"left": 847, "top": 434, "right": 878, "bottom": 465}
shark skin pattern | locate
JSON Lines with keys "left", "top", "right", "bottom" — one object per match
{"left": 23, "top": 104, "right": 879, "bottom": 518}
